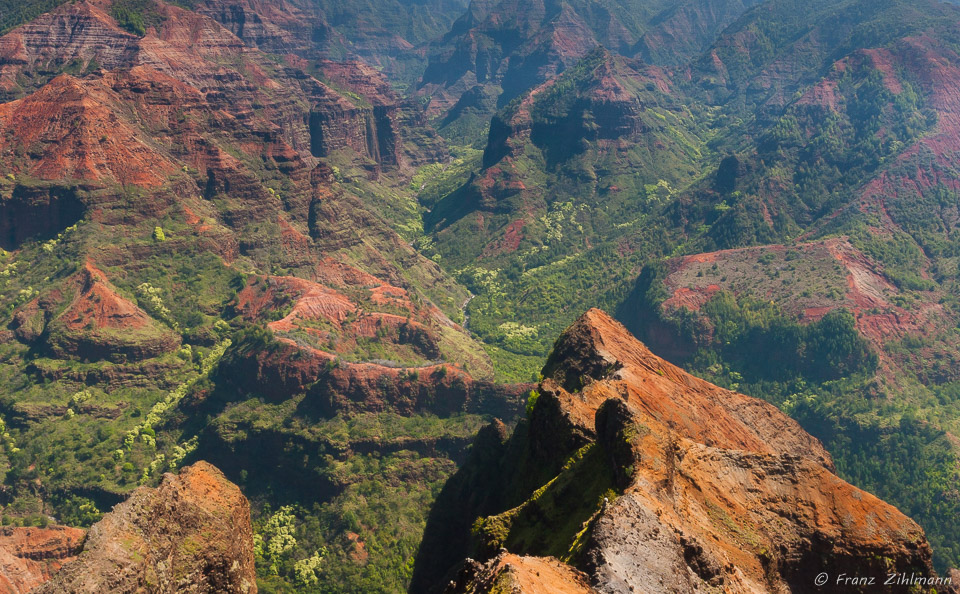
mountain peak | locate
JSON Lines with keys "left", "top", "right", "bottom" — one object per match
{"left": 542, "top": 308, "right": 834, "bottom": 467}
{"left": 421, "top": 308, "right": 942, "bottom": 593}
{"left": 32, "top": 461, "right": 257, "bottom": 593}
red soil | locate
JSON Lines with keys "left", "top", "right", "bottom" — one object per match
{"left": 62, "top": 263, "right": 152, "bottom": 332}
{"left": 314, "top": 257, "right": 382, "bottom": 288}
{"left": 863, "top": 48, "right": 904, "bottom": 94}
{"left": 662, "top": 284, "right": 721, "bottom": 312}
{"left": 482, "top": 217, "right": 526, "bottom": 257}
{"left": 0, "top": 526, "right": 85, "bottom": 594}
{"left": 0, "top": 75, "right": 179, "bottom": 186}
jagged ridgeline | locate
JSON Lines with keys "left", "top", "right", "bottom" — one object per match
{"left": 413, "top": 310, "right": 948, "bottom": 592}
{"left": 0, "top": 0, "right": 959, "bottom": 590}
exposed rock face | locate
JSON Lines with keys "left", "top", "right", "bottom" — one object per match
{"left": 537, "top": 310, "right": 833, "bottom": 468}
{"left": 0, "top": 73, "right": 181, "bottom": 187}
{"left": 445, "top": 552, "right": 596, "bottom": 594}
{"left": 479, "top": 47, "right": 676, "bottom": 169}
{"left": 312, "top": 59, "right": 450, "bottom": 168}
{"left": 0, "top": 1, "right": 139, "bottom": 99}
{"left": 193, "top": 0, "right": 325, "bottom": 56}
{"left": 43, "top": 262, "right": 181, "bottom": 362}
{"left": 415, "top": 309, "right": 944, "bottom": 593}
{"left": 34, "top": 461, "right": 256, "bottom": 593}
{"left": 223, "top": 339, "right": 523, "bottom": 417}
{"left": 0, "top": 0, "right": 465, "bottom": 363}
{"left": 0, "top": 0, "right": 440, "bottom": 183}
{"left": 0, "top": 526, "right": 85, "bottom": 594}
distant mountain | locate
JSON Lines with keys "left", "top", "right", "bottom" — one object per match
{"left": 419, "top": 0, "right": 766, "bottom": 140}
{"left": 426, "top": 48, "right": 707, "bottom": 354}
{"left": 193, "top": 0, "right": 470, "bottom": 84}
{"left": 633, "top": 0, "right": 766, "bottom": 65}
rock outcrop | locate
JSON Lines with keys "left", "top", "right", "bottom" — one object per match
{"left": 445, "top": 552, "right": 596, "bottom": 594}
{"left": 0, "top": 526, "right": 85, "bottom": 594}
{"left": 43, "top": 262, "right": 181, "bottom": 362}
{"left": 415, "top": 309, "right": 946, "bottom": 593}
{"left": 34, "top": 461, "right": 256, "bottom": 593}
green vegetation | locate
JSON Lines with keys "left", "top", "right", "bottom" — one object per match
{"left": 3, "top": 0, "right": 960, "bottom": 584}
{"left": 425, "top": 48, "right": 710, "bottom": 356}
{"left": 472, "top": 443, "right": 615, "bottom": 563}
{"left": 794, "top": 402, "right": 960, "bottom": 571}
{"left": 483, "top": 343, "right": 543, "bottom": 384}
{"left": 0, "top": 0, "right": 67, "bottom": 33}
{"left": 636, "top": 284, "right": 878, "bottom": 385}
{"left": 420, "top": 0, "right": 960, "bottom": 573}
{"left": 205, "top": 395, "right": 494, "bottom": 593}
{"left": 110, "top": 0, "right": 166, "bottom": 36}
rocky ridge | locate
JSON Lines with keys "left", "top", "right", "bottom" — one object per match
{"left": 0, "top": 3, "right": 523, "bottom": 590}
{"left": 33, "top": 461, "right": 256, "bottom": 593}
{"left": 445, "top": 552, "right": 595, "bottom": 594}
{"left": 416, "top": 309, "right": 946, "bottom": 593}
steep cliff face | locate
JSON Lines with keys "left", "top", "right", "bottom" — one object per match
{"left": 0, "top": 0, "right": 437, "bottom": 179}
{"left": 0, "top": 183, "right": 86, "bottom": 251}
{"left": 306, "top": 77, "right": 404, "bottom": 167}
{"left": 416, "top": 0, "right": 960, "bottom": 574}
{"left": 313, "top": 59, "right": 450, "bottom": 167}
{"left": 0, "top": 0, "right": 458, "bottom": 303}
{"left": 0, "top": 526, "right": 85, "bottom": 594}
{"left": 193, "top": 0, "right": 328, "bottom": 56}
{"left": 415, "top": 309, "right": 946, "bottom": 593}
{"left": 34, "top": 461, "right": 256, "bottom": 593}
{"left": 0, "top": 1, "right": 139, "bottom": 100}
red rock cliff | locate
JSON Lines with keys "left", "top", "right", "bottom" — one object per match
{"left": 33, "top": 461, "right": 256, "bottom": 593}
{"left": 424, "top": 309, "right": 946, "bottom": 594}
{"left": 0, "top": 526, "right": 85, "bottom": 594}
